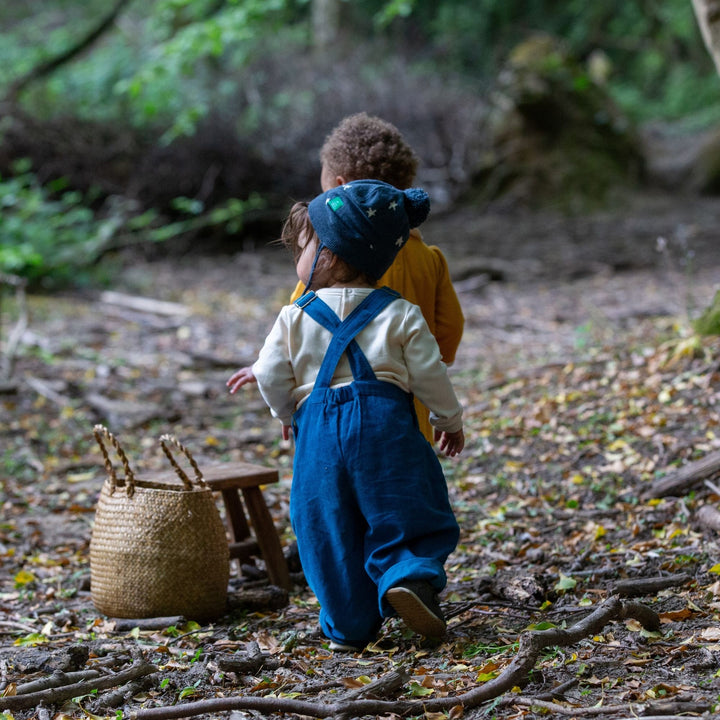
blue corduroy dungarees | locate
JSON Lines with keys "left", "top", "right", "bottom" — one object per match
{"left": 290, "top": 287, "right": 460, "bottom": 647}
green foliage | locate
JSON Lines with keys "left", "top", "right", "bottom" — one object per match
{"left": 13, "top": 632, "right": 48, "bottom": 647}
{"left": 373, "top": 0, "right": 417, "bottom": 29}
{"left": 693, "top": 290, "right": 720, "bottom": 336}
{"left": 0, "top": 1, "right": 110, "bottom": 88}
{"left": 2, "top": 0, "right": 717, "bottom": 135}
{"left": 0, "top": 0, "right": 300, "bottom": 138}
{"left": 415, "top": 0, "right": 719, "bottom": 121}
{"left": 462, "top": 640, "right": 519, "bottom": 658}
{"left": 0, "top": 0, "right": 718, "bottom": 288}
{"left": 0, "top": 160, "right": 263, "bottom": 289}
{"left": 100, "top": 0, "right": 298, "bottom": 141}
{"left": 0, "top": 160, "right": 121, "bottom": 288}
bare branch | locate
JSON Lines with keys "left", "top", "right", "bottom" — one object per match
{"left": 0, "top": 273, "right": 28, "bottom": 382}
{"left": 0, "top": 661, "right": 156, "bottom": 712}
{"left": 612, "top": 574, "right": 691, "bottom": 598}
{"left": 14, "top": 670, "right": 102, "bottom": 696}
{"left": 5, "top": 0, "right": 134, "bottom": 103}
{"left": 513, "top": 696, "right": 712, "bottom": 717}
{"left": 129, "top": 595, "right": 659, "bottom": 720}
{"left": 645, "top": 449, "right": 720, "bottom": 499}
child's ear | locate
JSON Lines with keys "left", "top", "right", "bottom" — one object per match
{"left": 335, "top": 175, "right": 346, "bottom": 187}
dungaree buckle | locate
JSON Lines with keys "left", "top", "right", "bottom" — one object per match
{"left": 295, "top": 291, "right": 317, "bottom": 309}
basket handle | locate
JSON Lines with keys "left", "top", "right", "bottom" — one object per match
{"left": 159, "top": 434, "right": 206, "bottom": 489}
{"left": 93, "top": 424, "right": 136, "bottom": 497}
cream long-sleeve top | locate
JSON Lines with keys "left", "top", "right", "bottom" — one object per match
{"left": 252, "top": 287, "right": 463, "bottom": 432}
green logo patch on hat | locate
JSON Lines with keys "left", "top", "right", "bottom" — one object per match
{"left": 328, "top": 196, "right": 344, "bottom": 212}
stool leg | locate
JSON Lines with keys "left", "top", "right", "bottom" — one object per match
{"left": 221, "top": 489, "right": 251, "bottom": 542}
{"left": 241, "top": 487, "right": 291, "bottom": 590}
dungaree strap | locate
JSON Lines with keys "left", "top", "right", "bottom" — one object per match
{"left": 295, "top": 287, "right": 400, "bottom": 389}
{"left": 295, "top": 294, "right": 374, "bottom": 385}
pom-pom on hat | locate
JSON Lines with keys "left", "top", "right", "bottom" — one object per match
{"left": 307, "top": 179, "right": 430, "bottom": 281}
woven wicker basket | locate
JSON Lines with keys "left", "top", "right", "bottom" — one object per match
{"left": 89, "top": 425, "right": 229, "bottom": 621}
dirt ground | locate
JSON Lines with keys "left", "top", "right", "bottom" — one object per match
{"left": 1, "top": 191, "right": 720, "bottom": 719}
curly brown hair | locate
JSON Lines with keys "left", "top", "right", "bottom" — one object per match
{"left": 319, "top": 113, "right": 419, "bottom": 190}
{"left": 281, "top": 201, "right": 376, "bottom": 289}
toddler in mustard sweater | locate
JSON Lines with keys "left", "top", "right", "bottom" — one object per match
{"left": 229, "top": 112, "right": 464, "bottom": 444}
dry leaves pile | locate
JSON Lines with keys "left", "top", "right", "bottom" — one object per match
{"left": 1, "top": 236, "right": 720, "bottom": 719}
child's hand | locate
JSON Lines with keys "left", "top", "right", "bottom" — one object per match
{"left": 437, "top": 428, "right": 464, "bottom": 457}
{"left": 227, "top": 366, "right": 257, "bottom": 394}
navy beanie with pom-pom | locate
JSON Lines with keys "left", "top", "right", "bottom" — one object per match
{"left": 307, "top": 179, "right": 430, "bottom": 281}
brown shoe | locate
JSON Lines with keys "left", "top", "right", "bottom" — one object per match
{"left": 385, "top": 581, "right": 446, "bottom": 638}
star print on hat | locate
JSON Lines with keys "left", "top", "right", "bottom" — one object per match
{"left": 308, "top": 179, "right": 430, "bottom": 280}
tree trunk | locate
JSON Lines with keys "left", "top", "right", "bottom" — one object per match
{"left": 692, "top": 0, "right": 720, "bottom": 74}
{"left": 691, "top": 1, "right": 720, "bottom": 324}
{"left": 312, "top": 0, "right": 341, "bottom": 54}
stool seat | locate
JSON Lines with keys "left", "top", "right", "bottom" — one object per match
{"left": 200, "top": 462, "right": 278, "bottom": 489}
{"left": 159, "top": 461, "right": 290, "bottom": 590}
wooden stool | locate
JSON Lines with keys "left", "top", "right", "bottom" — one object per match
{"left": 198, "top": 462, "right": 290, "bottom": 590}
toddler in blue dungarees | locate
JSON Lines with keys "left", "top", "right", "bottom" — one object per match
{"left": 229, "top": 179, "right": 464, "bottom": 651}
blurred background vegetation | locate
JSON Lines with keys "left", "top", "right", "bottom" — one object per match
{"left": 1, "top": 0, "right": 719, "bottom": 288}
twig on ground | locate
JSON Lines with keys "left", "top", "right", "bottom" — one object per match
{"left": 612, "top": 574, "right": 691, "bottom": 598}
{"left": 341, "top": 669, "right": 410, "bottom": 700}
{"left": 635, "top": 716, "right": 714, "bottom": 720}
{"left": 111, "top": 616, "right": 186, "bottom": 632}
{"left": 217, "top": 641, "right": 281, "bottom": 673}
{"left": 129, "top": 595, "right": 659, "bottom": 720}
{"left": 99, "top": 291, "right": 190, "bottom": 317}
{"left": 533, "top": 677, "right": 579, "bottom": 701}
{"left": 93, "top": 673, "right": 162, "bottom": 710}
{"left": 0, "top": 272, "right": 28, "bottom": 383}
{"left": 0, "top": 660, "right": 157, "bottom": 711}
{"left": 0, "top": 620, "right": 39, "bottom": 634}
{"left": 618, "top": 601, "right": 662, "bottom": 631}
{"left": 704, "top": 478, "right": 720, "bottom": 496}
{"left": 646, "top": 449, "right": 720, "bottom": 498}
{"left": 0, "top": 659, "right": 8, "bottom": 694}
{"left": 511, "top": 696, "right": 712, "bottom": 716}
{"left": 14, "top": 670, "right": 102, "bottom": 695}
{"left": 568, "top": 548, "right": 593, "bottom": 573}
{"left": 24, "top": 375, "right": 72, "bottom": 406}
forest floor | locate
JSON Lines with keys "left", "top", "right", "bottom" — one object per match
{"left": 2, "top": 191, "right": 720, "bottom": 719}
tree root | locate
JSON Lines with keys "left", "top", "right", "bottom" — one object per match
{"left": 111, "top": 616, "right": 186, "bottom": 632}
{"left": 12, "top": 669, "right": 101, "bottom": 695}
{"left": 0, "top": 660, "right": 156, "bottom": 712}
{"left": 216, "top": 641, "right": 281, "bottom": 674}
{"left": 612, "top": 574, "right": 691, "bottom": 599}
{"left": 129, "top": 594, "right": 660, "bottom": 720}
{"left": 512, "top": 695, "right": 712, "bottom": 716}
{"left": 618, "top": 600, "right": 662, "bottom": 631}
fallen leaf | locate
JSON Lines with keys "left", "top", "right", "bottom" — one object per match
{"left": 701, "top": 627, "right": 720, "bottom": 641}
{"left": 13, "top": 570, "right": 35, "bottom": 587}
{"left": 659, "top": 608, "right": 695, "bottom": 623}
